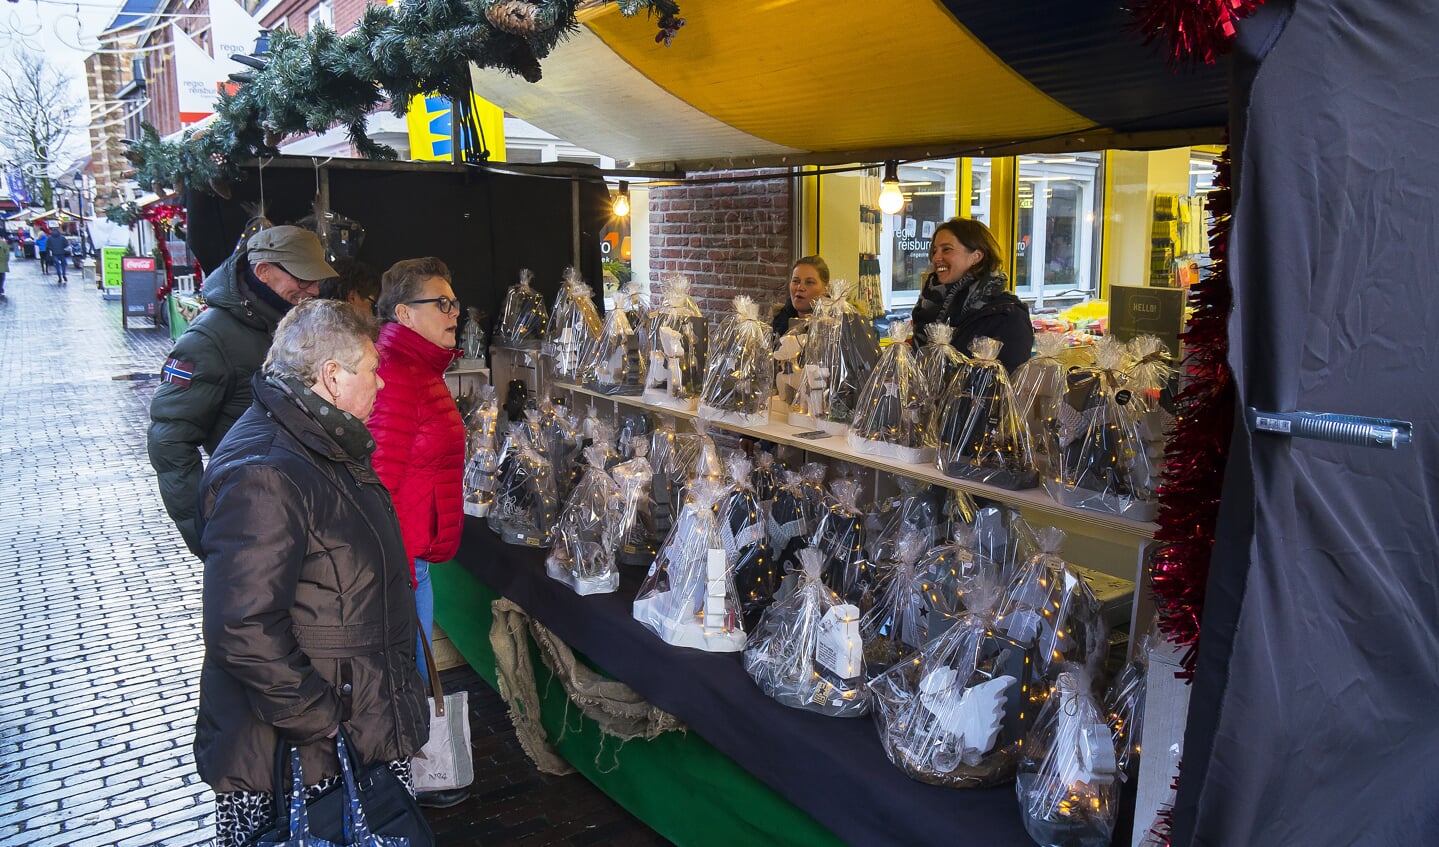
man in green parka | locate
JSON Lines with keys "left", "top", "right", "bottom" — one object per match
{"left": 147, "top": 226, "right": 336, "bottom": 556}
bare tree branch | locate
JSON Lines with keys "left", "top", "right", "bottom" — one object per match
{"left": 0, "top": 50, "right": 83, "bottom": 209}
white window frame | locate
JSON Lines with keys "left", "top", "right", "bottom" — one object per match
{"left": 1014, "top": 155, "right": 1102, "bottom": 309}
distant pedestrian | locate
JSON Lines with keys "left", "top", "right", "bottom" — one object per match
{"left": 46, "top": 231, "right": 69, "bottom": 284}
{"left": 35, "top": 233, "right": 48, "bottom": 276}
{"left": 0, "top": 237, "right": 9, "bottom": 295}
{"left": 195, "top": 299, "right": 428, "bottom": 847}
{"left": 148, "top": 225, "right": 336, "bottom": 556}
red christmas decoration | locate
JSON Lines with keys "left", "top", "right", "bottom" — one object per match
{"left": 140, "top": 203, "right": 202, "bottom": 301}
{"left": 1131, "top": 0, "right": 1266, "bottom": 65}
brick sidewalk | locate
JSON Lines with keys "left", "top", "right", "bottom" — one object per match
{"left": 0, "top": 259, "right": 668, "bottom": 847}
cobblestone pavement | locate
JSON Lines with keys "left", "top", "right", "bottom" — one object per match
{"left": 0, "top": 259, "right": 669, "bottom": 847}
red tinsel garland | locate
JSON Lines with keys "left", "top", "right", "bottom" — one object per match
{"left": 1149, "top": 148, "right": 1236, "bottom": 677}
{"left": 142, "top": 203, "right": 201, "bottom": 301}
{"left": 1130, "top": 0, "right": 1266, "bottom": 65}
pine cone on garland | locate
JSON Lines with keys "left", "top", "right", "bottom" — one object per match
{"left": 263, "top": 130, "right": 284, "bottom": 149}
{"left": 486, "top": 0, "right": 555, "bottom": 36}
{"left": 209, "top": 178, "right": 233, "bottom": 199}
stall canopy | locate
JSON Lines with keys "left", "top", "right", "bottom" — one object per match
{"left": 471, "top": 0, "right": 1227, "bottom": 170}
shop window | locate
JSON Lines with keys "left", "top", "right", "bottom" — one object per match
{"left": 877, "top": 159, "right": 959, "bottom": 310}
{"left": 1013, "top": 153, "right": 1102, "bottom": 308}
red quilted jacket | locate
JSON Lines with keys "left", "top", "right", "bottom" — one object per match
{"left": 370, "top": 322, "right": 465, "bottom": 584}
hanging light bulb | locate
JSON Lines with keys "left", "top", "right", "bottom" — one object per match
{"left": 878, "top": 161, "right": 905, "bottom": 215}
{"left": 612, "top": 180, "right": 631, "bottom": 218}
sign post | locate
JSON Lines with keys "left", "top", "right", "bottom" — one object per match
{"left": 121, "top": 256, "right": 158, "bottom": 330}
{"left": 100, "top": 247, "right": 126, "bottom": 301}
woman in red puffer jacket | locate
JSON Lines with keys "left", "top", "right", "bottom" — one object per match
{"left": 368, "top": 257, "right": 464, "bottom": 685}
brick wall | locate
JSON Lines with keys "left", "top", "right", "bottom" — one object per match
{"left": 647, "top": 168, "right": 795, "bottom": 328}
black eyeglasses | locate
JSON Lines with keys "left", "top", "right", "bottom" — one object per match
{"left": 406, "top": 296, "right": 461, "bottom": 315}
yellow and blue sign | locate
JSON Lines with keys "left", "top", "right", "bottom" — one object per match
{"left": 407, "top": 93, "right": 507, "bottom": 163}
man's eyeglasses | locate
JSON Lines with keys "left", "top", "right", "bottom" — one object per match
{"left": 406, "top": 296, "right": 461, "bottom": 315}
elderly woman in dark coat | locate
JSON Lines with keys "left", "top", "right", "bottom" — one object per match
{"left": 194, "top": 298, "right": 428, "bottom": 847}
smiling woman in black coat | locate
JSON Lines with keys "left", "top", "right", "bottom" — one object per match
{"left": 911, "top": 218, "right": 1033, "bottom": 373}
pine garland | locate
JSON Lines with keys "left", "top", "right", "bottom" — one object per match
{"left": 118, "top": 0, "right": 682, "bottom": 201}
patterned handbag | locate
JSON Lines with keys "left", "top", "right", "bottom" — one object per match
{"left": 248, "top": 727, "right": 434, "bottom": 847}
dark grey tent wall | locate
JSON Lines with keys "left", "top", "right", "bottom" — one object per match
{"left": 185, "top": 161, "right": 609, "bottom": 327}
{"left": 1175, "top": 1, "right": 1439, "bottom": 844}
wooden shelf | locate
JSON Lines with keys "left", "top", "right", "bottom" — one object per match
{"left": 552, "top": 381, "right": 1157, "bottom": 542}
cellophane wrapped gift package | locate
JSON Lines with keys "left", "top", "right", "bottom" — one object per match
{"left": 1103, "top": 628, "right": 1149, "bottom": 783}
{"left": 749, "top": 450, "right": 780, "bottom": 505}
{"left": 935, "top": 337, "right": 1040, "bottom": 490}
{"left": 917, "top": 322, "right": 970, "bottom": 405}
{"left": 1016, "top": 670, "right": 1121, "bottom": 847}
{"left": 545, "top": 447, "right": 621, "bottom": 596}
{"left": 461, "top": 384, "right": 501, "bottom": 518}
{"left": 495, "top": 269, "right": 547, "bottom": 348}
{"left": 871, "top": 542, "right": 1034, "bottom": 788}
{"left": 1045, "top": 337, "right": 1160, "bottom": 519}
{"left": 580, "top": 282, "right": 644, "bottom": 395}
{"left": 698, "top": 296, "right": 775, "bottom": 426}
{"left": 489, "top": 413, "right": 559, "bottom": 547}
{"left": 535, "top": 399, "right": 584, "bottom": 504}
{"left": 542, "top": 267, "right": 603, "bottom": 385}
{"left": 633, "top": 478, "right": 746, "bottom": 652}
{"left": 1124, "top": 334, "right": 1177, "bottom": 479}
{"left": 744, "top": 547, "right": 869, "bottom": 717}
{"left": 1011, "top": 331, "right": 1074, "bottom": 484}
{"left": 771, "top": 318, "right": 809, "bottom": 418}
{"left": 766, "top": 468, "right": 814, "bottom": 578}
{"left": 612, "top": 437, "right": 659, "bottom": 568}
{"left": 859, "top": 533, "right": 930, "bottom": 677}
{"left": 811, "top": 478, "right": 876, "bottom": 612}
{"left": 864, "top": 477, "right": 947, "bottom": 566}
{"left": 719, "top": 455, "right": 776, "bottom": 631}
{"left": 791, "top": 281, "right": 879, "bottom": 433}
{"left": 848, "top": 320, "right": 937, "bottom": 463}
{"left": 642, "top": 274, "right": 709, "bottom": 411}
{"left": 992, "top": 528, "right": 1109, "bottom": 698}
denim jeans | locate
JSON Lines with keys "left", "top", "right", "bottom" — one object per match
{"left": 414, "top": 558, "right": 434, "bottom": 680}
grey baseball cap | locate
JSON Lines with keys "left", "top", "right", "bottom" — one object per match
{"left": 246, "top": 226, "right": 337, "bottom": 281}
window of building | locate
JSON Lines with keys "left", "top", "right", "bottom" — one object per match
{"left": 1012, "top": 153, "right": 1103, "bottom": 308}
{"left": 877, "top": 159, "right": 959, "bottom": 310}
{"left": 308, "top": 1, "right": 333, "bottom": 31}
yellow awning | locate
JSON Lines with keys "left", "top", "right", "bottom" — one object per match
{"left": 470, "top": 0, "right": 1227, "bottom": 170}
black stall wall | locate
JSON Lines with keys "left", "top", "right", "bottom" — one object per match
{"left": 186, "top": 161, "right": 607, "bottom": 329}
{"left": 1173, "top": 1, "right": 1439, "bottom": 844}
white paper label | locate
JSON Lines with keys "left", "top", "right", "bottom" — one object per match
{"left": 814, "top": 606, "right": 863, "bottom": 679}
{"left": 706, "top": 549, "right": 727, "bottom": 581}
